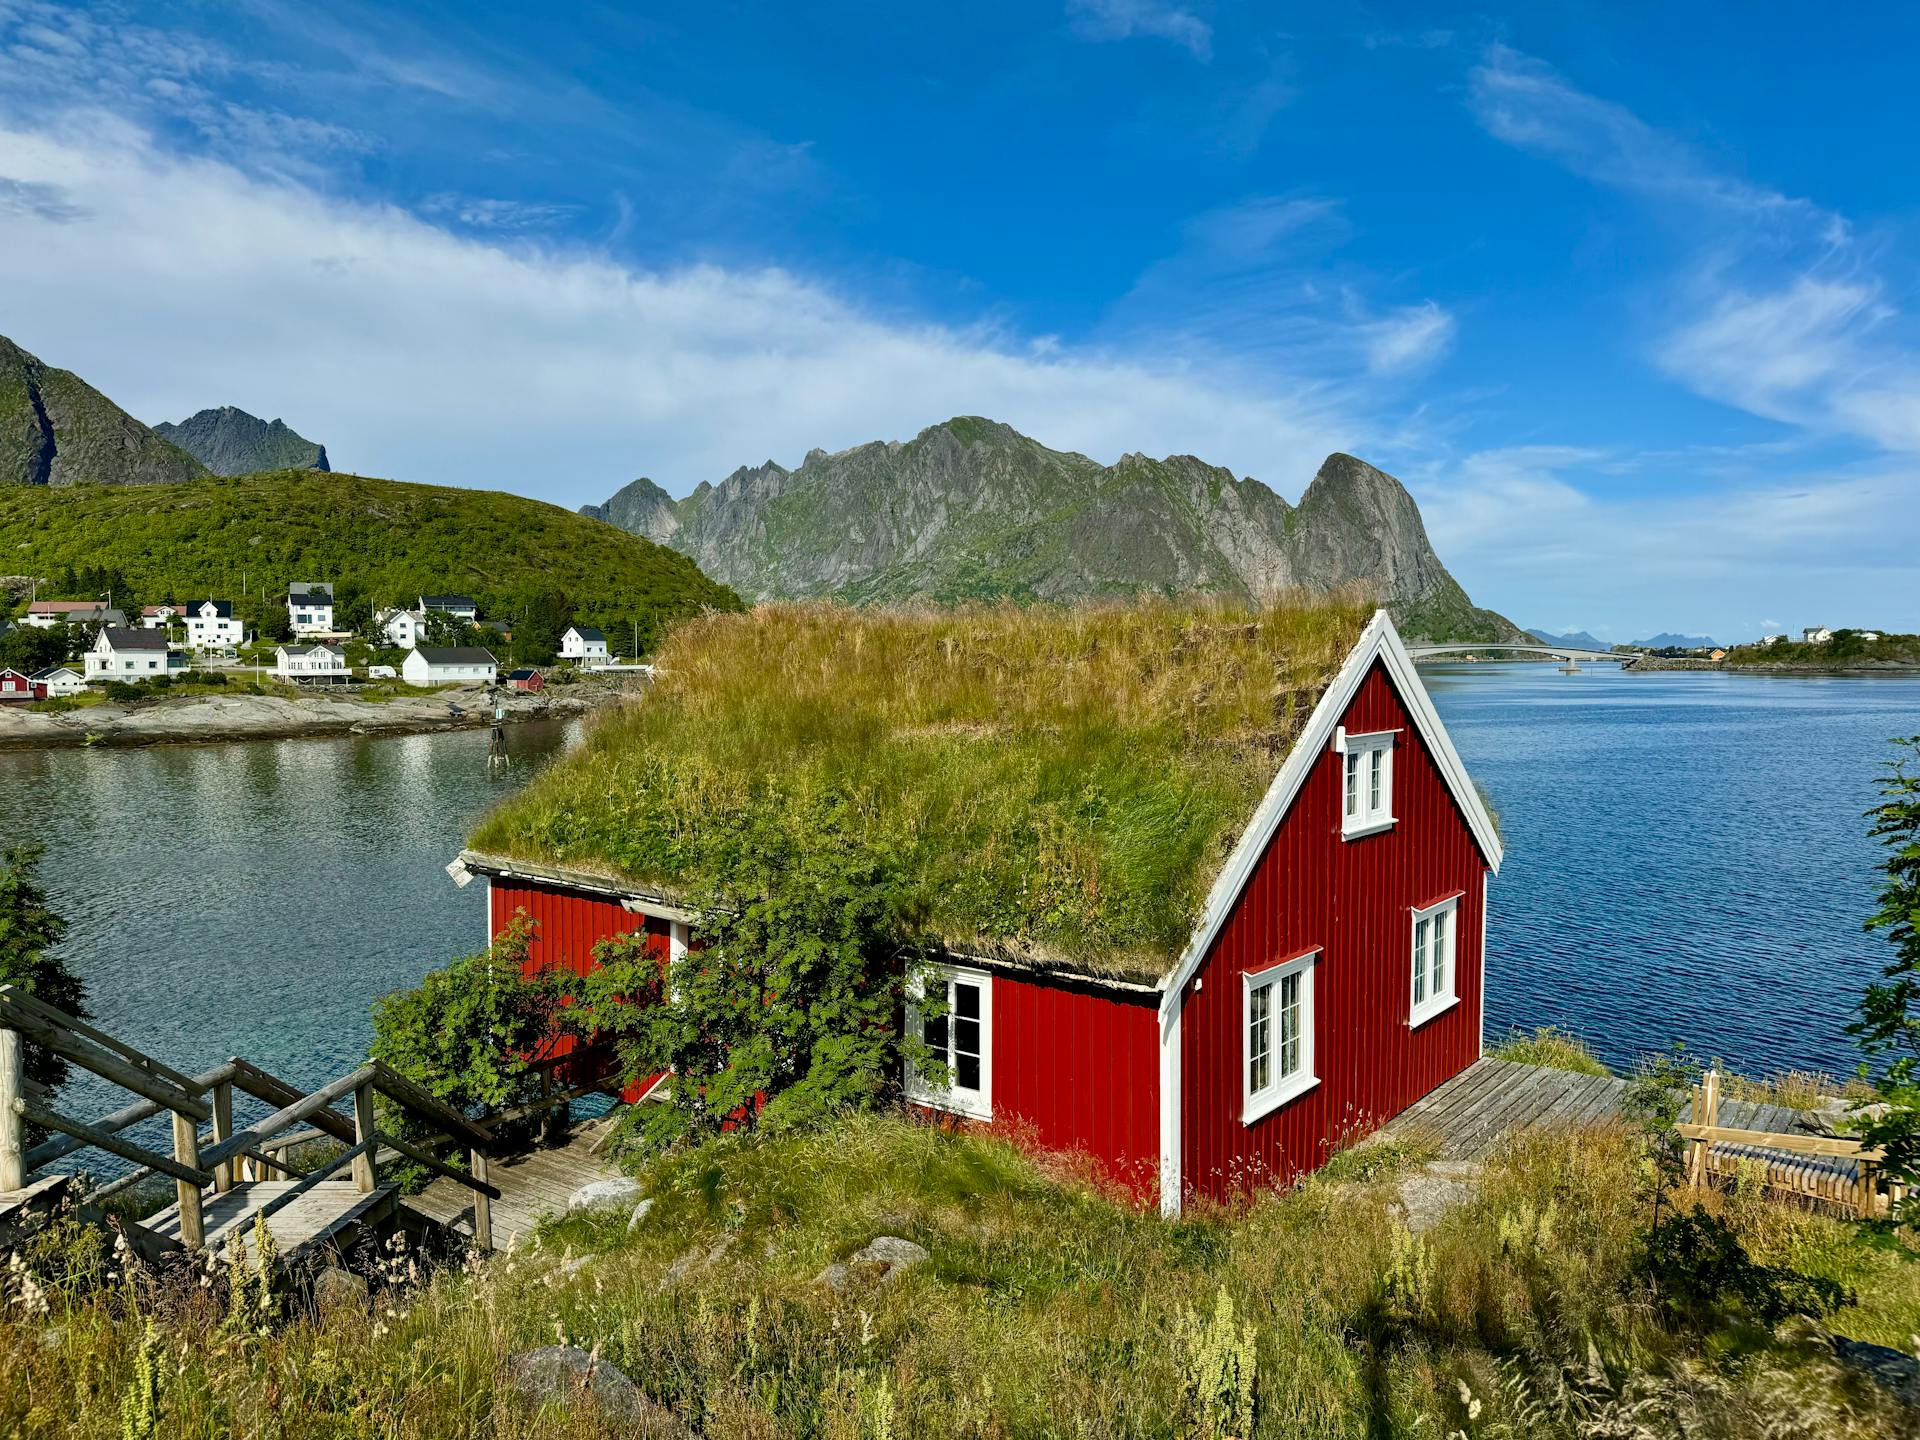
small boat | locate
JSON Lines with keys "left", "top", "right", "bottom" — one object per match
{"left": 446, "top": 702, "right": 466, "bottom": 719}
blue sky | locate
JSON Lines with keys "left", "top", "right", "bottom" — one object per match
{"left": 0, "top": 1, "right": 1915, "bottom": 640}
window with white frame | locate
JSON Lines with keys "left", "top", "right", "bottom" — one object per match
{"left": 1335, "top": 728, "right": 1395, "bottom": 837}
{"left": 1242, "top": 949, "right": 1318, "bottom": 1123}
{"left": 1409, "top": 894, "right": 1460, "bottom": 1027}
{"left": 907, "top": 965, "right": 992, "bottom": 1120}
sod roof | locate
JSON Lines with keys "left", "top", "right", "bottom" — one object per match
{"left": 469, "top": 595, "right": 1376, "bottom": 983}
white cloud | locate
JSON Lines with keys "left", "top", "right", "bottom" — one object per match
{"left": 0, "top": 117, "right": 1357, "bottom": 504}
{"left": 1066, "top": 0, "right": 1212, "bottom": 60}
{"left": 419, "top": 193, "right": 582, "bottom": 231}
{"left": 1361, "top": 302, "right": 1456, "bottom": 376}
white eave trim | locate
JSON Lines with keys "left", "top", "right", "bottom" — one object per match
{"left": 455, "top": 849, "right": 701, "bottom": 926}
{"left": 1156, "top": 609, "right": 1502, "bottom": 1023}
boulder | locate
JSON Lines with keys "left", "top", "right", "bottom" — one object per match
{"left": 814, "top": 1236, "right": 930, "bottom": 1291}
{"left": 628, "top": 1199, "right": 655, "bottom": 1232}
{"left": 503, "top": 1346, "right": 691, "bottom": 1435}
{"left": 1394, "top": 1164, "right": 1480, "bottom": 1235}
{"left": 568, "top": 1177, "right": 646, "bottom": 1213}
{"left": 1831, "top": 1335, "right": 1920, "bottom": 1409}
{"left": 312, "top": 1267, "right": 369, "bottom": 1319}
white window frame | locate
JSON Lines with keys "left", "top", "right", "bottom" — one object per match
{"left": 1333, "top": 726, "right": 1397, "bottom": 838}
{"left": 1409, "top": 893, "right": 1462, "bottom": 1029}
{"left": 906, "top": 963, "right": 992, "bottom": 1121}
{"left": 1241, "top": 948, "right": 1319, "bottom": 1124}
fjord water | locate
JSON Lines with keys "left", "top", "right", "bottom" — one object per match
{"left": 0, "top": 666, "right": 1911, "bottom": 1104}
{"left": 1425, "top": 663, "right": 1917, "bottom": 1077}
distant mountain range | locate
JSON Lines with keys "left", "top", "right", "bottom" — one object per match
{"left": 1634, "top": 632, "right": 1719, "bottom": 649}
{"left": 156, "top": 407, "right": 329, "bottom": 476}
{"left": 1527, "top": 627, "right": 1611, "bottom": 651}
{"left": 1529, "top": 627, "right": 1722, "bottom": 650}
{"left": 583, "top": 417, "right": 1527, "bottom": 643}
{"left": 1, "top": 335, "right": 206, "bottom": 486}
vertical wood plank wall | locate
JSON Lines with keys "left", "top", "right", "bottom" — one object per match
{"left": 991, "top": 973, "right": 1161, "bottom": 1197}
{"left": 1179, "top": 658, "right": 1491, "bottom": 1203}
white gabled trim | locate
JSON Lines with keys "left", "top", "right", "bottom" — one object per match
{"left": 1158, "top": 991, "right": 1182, "bottom": 1215}
{"left": 1156, "top": 609, "right": 1502, "bottom": 1019}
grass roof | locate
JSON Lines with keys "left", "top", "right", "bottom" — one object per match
{"left": 470, "top": 594, "right": 1376, "bottom": 982}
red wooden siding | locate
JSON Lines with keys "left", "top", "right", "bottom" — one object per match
{"left": 1179, "top": 658, "right": 1490, "bottom": 1204}
{"left": 488, "top": 877, "right": 668, "bottom": 1095}
{"left": 990, "top": 972, "right": 1161, "bottom": 1196}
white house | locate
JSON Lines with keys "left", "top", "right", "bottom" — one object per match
{"left": 1759, "top": 633, "right": 1787, "bottom": 646}
{"left": 178, "top": 600, "right": 244, "bottom": 650}
{"left": 141, "top": 603, "right": 182, "bottom": 629}
{"left": 287, "top": 583, "right": 336, "bottom": 635}
{"left": 1802, "top": 626, "right": 1833, "bottom": 644}
{"left": 275, "top": 643, "right": 351, "bottom": 683}
{"left": 418, "top": 594, "right": 479, "bottom": 623}
{"left": 375, "top": 607, "right": 425, "bottom": 648}
{"left": 1860, "top": 631, "right": 1881, "bottom": 643}
{"left": 84, "top": 627, "right": 172, "bottom": 679}
{"left": 30, "top": 666, "right": 87, "bottom": 697}
{"left": 23, "top": 601, "right": 125, "bottom": 630}
{"left": 560, "top": 624, "right": 609, "bottom": 661}
{"left": 403, "top": 646, "right": 497, "bottom": 686}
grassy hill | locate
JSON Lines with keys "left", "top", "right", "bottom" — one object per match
{"left": 0, "top": 470, "right": 742, "bottom": 650}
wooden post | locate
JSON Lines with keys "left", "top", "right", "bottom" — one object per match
{"left": 211, "top": 1079, "right": 235, "bottom": 1193}
{"left": 0, "top": 1028, "right": 24, "bottom": 1192}
{"left": 171, "top": 1108, "right": 203, "bottom": 1247}
{"left": 470, "top": 1148, "right": 492, "bottom": 1252}
{"left": 351, "top": 1082, "right": 378, "bottom": 1193}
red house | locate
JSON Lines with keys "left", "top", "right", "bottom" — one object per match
{"left": 0, "top": 668, "right": 35, "bottom": 703}
{"left": 504, "top": 667, "right": 546, "bottom": 693}
{"left": 455, "top": 605, "right": 1502, "bottom": 1213}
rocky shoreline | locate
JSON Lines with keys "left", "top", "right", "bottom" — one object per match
{"left": 0, "top": 676, "right": 641, "bottom": 750}
{"left": 1627, "top": 656, "right": 1920, "bottom": 674}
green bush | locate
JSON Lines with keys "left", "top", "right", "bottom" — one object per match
{"left": 146, "top": 674, "right": 172, "bottom": 690}
{"left": 1643, "top": 1207, "right": 1849, "bottom": 1325}
{"left": 0, "top": 845, "right": 90, "bottom": 1143}
{"left": 102, "top": 681, "right": 142, "bottom": 703}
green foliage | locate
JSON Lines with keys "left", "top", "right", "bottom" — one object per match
{"left": 1848, "top": 735, "right": 1920, "bottom": 1225}
{"left": 0, "top": 623, "right": 66, "bottom": 673}
{"left": 0, "top": 844, "right": 89, "bottom": 1135}
{"left": 560, "top": 793, "right": 924, "bottom": 1149}
{"left": 0, "top": 469, "right": 742, "bottom": 656}
{"left": 118, "top": 1322, "right": 162, "bottom": 1440}
{"left": 476, "top": 596, "right": 1373, "bottom": 974}
{"left": 1727, "top": 633, "right": 1920, "bottom": 668}
{"left": 1174, "top": 1286, "right": 1258, "bottom": 1438}
{"left": 258, "top": 600, "right": 291, "bottom": 642}
{"left": 369, "top": 921, "right": 561, "bottom": 1125}
{"left": 1623, "top": 1041, "right": 1700, "bottom": 1235}
{"left": 223, "top": 1213, "right": 281, "bottom": 1336}
{"left": 1493, "top": 1025, "right": 1612, "bottom": 1077}
{"left": 1642, "top": 1208, "right": 1850, "bottom": 1325}
{"left": 103, "top": 681, "right": 142, "bottom": 703}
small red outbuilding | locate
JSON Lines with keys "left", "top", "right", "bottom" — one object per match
{"left": 456, "top": 610, "right": 1502, "bottom": 1213}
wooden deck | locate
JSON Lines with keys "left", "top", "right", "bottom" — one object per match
{"left": 146, "top": 1181, "right": 398, "bottom": 1262}
{"left": 1386, "top": 1057, "right": 1813, "bottom": 1161}
{"left": 408, "top": 1117, "right": 625, "bottom": 1248}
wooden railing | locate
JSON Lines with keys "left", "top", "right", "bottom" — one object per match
{"left": 1676, "top": 1068, "right": 1904, "bottom": 1219}
{"left": 0, "top": 985, "right": 500, "bottom": 1252}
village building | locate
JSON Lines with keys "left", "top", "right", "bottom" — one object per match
{"left": 287, "top": 583, "right": 337, "bottom": 636}
{"left": 559, "top": 624, "right": 608, "bottom": 662}
{"left": 140, "top": 603, "right": 183, "bottom": 629}
{"left": 178, "top": 600, "right": 244, "bottom": 650}
{"left": 419, "top": 594, "right": 479, "bottom": 623}
{"left": 403, "top": 646, "right": 497, "bottom": 686}
{"left": 30, "top": 666, "right": 87, "bottom": 698}
{"left": 22, "top": 601, "right": 127, "bottom": 630}
{"left": 274, "top": 643, "right": 351, "bottom": 684}
{"left": 1802, "top": 626, "right": 1832, "bottom": 644}
{"left": 84, "top": 627, "right": 172, "bottom": 679}
{"left": 375, "top": 607, "right": 424, "bottom": 649}
{"left": 0, "top": 668, "right": 34, "bottom": 702}
{"left": 504, "top": 667, "right": 546, "bottom": 692}
{"left": 454, "top": 602, "right": 1503, "bottom": 1214}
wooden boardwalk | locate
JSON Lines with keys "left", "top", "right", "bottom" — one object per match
{"left": 408, "top": 1116, "right": 625, "bottom": 1248}
{"left": 1386, "top": 1057, "right": 1810, "bottom": 1161}
{"left": 147, "top": 1181, "right": 398, "bottom": 1262}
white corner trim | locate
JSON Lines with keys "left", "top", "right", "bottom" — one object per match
{"left": 1158, "top": 991, "right": 1183, "bottom": 1216}
{"left": 1157, "top": 610, "right": 1503, "bottom": 1020}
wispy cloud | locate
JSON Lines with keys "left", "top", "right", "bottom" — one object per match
{"left": 0, "top": 175, "right": 87, "bottom": 222}
{"left": 1361, "top": 302, "right": 1456, "bottom": 376}
{"left": 1468, "top": 45, "right": 1920, "bottom": 456}
{"left": 1066, "top": 0, "right": 1212, "bottom": 60}
{"left": 419, "top": 193, "right": 582, "bottom": 231}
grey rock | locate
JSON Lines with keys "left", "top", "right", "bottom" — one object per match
{"left": 0, "top": 333, "right": 206, "bottom": 487}
{"left": 628, "top": 1198, "right": 655, "bottom": 1231}
{"left": 582, "top": 420, "right": 1525, "bottom": 643}
{"left": 660, "top": 1232, "right": 737, "bottom": 1288}
{"left": 35, "top": 1326, "right": 65, "bottom": 1351}
{"left": 815, "top": 1236, "right": 930, "bottom": 1291}
{"left": 312, "top": 1266, "right": 369, "bottom": 1318}
{"left": 558, "top": 1253, "right": 596, "bottom": 1279}
{"left": 1800, "top": 1101, "right": 1888, "bottom": 1139}
{"left": 1831, "top": 1335, "right": 1920, "bottom": 1408}
{"left": 503, "top": 1346, "right": 691, "bottom": 1434}
{"left": 153, "top": 406, "right": 329, "bottom": 476}
{"left": 858, "top": 1236, "right": 929, "bottom": 1270}
{"left": 1395, "top": 1171, "right": 1479, "bottom": 1235}
{"left": 812, "top": 1261, "right": 853, "bottom": 1292}
{"left": 568, "top": 1177, "right": 646, "bottom": 1213}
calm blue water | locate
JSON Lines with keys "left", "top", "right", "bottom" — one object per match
{"left": 1424, "top": 663, "right": 1918, "bottom": 1077}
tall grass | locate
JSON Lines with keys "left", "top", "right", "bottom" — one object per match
{"left": 1492, "top": 1026, "right": 1612, "bottom": 1077}
{"left": 3, "top": 1117, "right": 1912, "bottom": 1438}
{"left": 473, "top": 595, "right": 1374, "bottom": 977}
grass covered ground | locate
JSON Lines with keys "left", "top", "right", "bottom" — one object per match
{"left": 3, "top": 1117, "right": 1914, "bottom": 1438}
{"left": 472, "top": 595, "right": 1375, "bottom": 977}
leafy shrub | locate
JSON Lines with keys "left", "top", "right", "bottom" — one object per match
{"left": 1174, "top": 1286, "right": 1257, "bottom": 1439}
{"left": 146, "top": 674, "right": 172, "bottom": 690}
{"left": 0, "top": 845, "right": 89, "bottom": 1141}
{"left": 103, "top": 681, "right": 142, "bottom": 703}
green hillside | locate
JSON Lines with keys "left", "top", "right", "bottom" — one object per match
{"left": 0, "top": 470, "right": 743, "bottom": 651}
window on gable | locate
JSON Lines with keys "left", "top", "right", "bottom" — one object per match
{"left": 1242, "top": 949, "right": 1318, "bottom": 1123}
{"left": 1409, "top": 894, "right": 1460, "bottom": 1028}
{"left": 906, "top": 965, "right": 992, "bottom": 1120}
{"left": 1335, "top": 728, "right": 1396, "bottom": 837}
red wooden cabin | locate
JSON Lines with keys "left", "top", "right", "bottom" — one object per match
{"left": 0, "top": 668, "right": 35, "bottom": 702}
{"left": 455, "top": 611, "right": 1501, "bottom": 1213}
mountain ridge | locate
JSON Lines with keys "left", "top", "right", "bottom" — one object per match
{"left": 0, "top": 335, "right": 206, "bottom": 487}
{"left": 583, "top": 418, "right": 1525, "bottom": 642}
{"left": 155, "top": 406, "right": 330, "bottom": 476}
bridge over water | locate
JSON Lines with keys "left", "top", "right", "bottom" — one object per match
{"left": 1406, "top": 641, "right": 1621, "bottom": 663}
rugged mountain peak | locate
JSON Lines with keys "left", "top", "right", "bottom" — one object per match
{"left": 579, "top": 475, "right": 680, "bottom": 542}
{"left": 579, "top": 422, "right": 1524, "bottom": 642}
{"left": 154, "top": 406, "right": 329, "bottom": 476}
{"left": 0, "top": 333, "right": 206, "bottom": 487}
